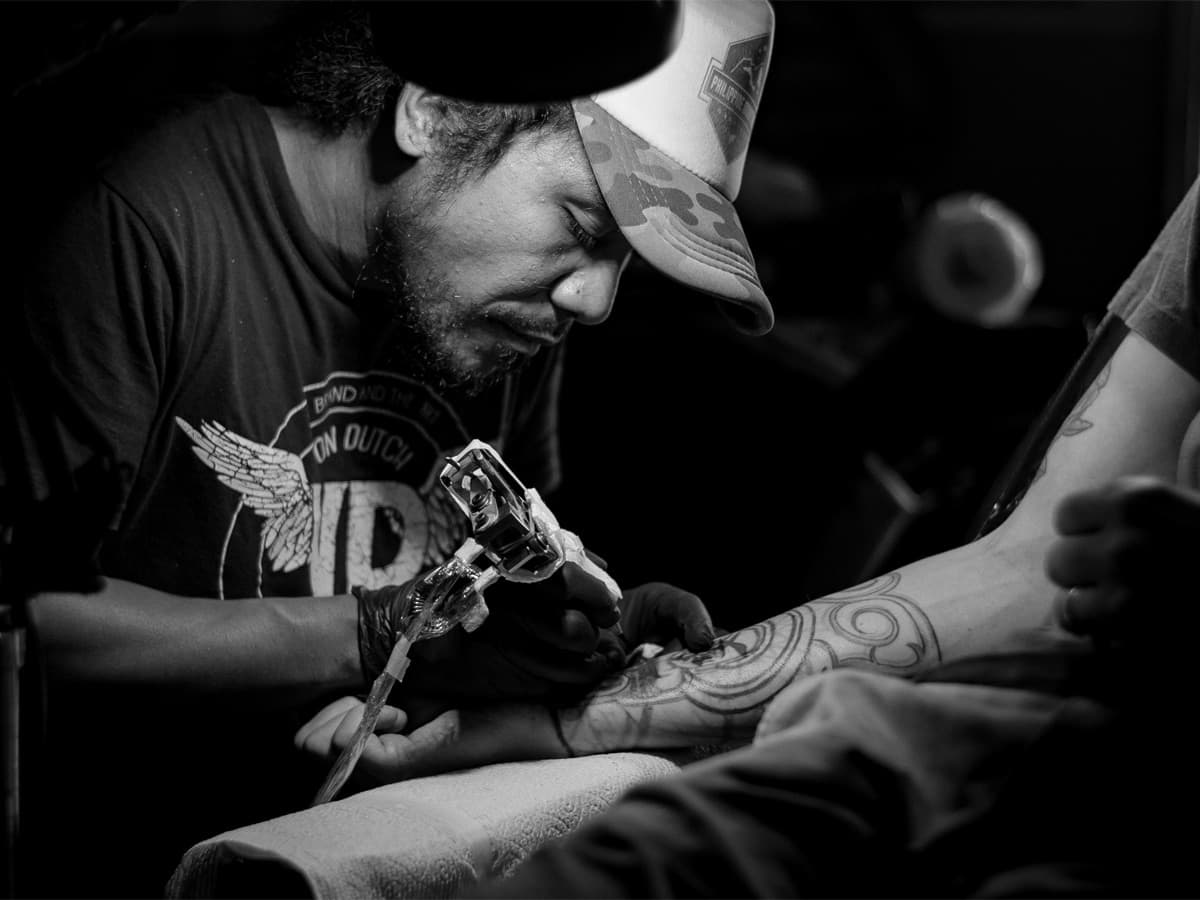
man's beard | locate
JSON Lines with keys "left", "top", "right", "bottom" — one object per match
{"left": 357, "top": 200, "right": 528, "bottom": 398}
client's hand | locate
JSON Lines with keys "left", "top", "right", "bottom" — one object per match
{"left": 295, "top": 696, "right": 562, "bottom": 786}
{"left": 1045, "top": 476, "right": 1200, "bottom": 642}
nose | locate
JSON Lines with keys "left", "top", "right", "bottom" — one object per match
{"left": 549, "top": 251, "right": 631, "bottom": 325}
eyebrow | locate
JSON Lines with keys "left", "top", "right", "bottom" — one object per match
{"left": 569, "top": 147, "right": 617, "bottom": 227}
{"left": 577, "top": 180, "right": 617, "bottom": 230}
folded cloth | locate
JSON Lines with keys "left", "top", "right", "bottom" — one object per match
{"left": 167, "top": 753, "right": 682, "bottom": 899}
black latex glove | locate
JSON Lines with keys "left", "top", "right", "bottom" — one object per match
{"left": 355, "top": 560, "right": 623, "bottom": 727}
{"left": 598, "top": 581, "right": 717, "bottom": 661}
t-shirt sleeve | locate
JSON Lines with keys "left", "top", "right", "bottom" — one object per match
{"left": 1107, "top": 178, "right": 1200, "bottom": 381}
{"left": 2, "top": 180, "right": 172, "bottom": 522}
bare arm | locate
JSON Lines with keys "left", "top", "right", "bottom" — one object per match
{"left": 29, "top": 578, "right": 362, "bottom": 703}
{"left": 556, "top": 329, "right": 1200, "bottom": 753}
{"left": 300, "top": 329, "right": 1200, "bottom": 773}
{"left": 557, "top": 571, "right": 938, "bottom": 750}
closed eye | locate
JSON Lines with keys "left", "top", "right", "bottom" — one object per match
{"left": 564, "top": 213, "right": 600, "bottom": 252}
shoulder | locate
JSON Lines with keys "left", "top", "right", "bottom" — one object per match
{"left": 1108, "top": 179, "right": 1200, "bottom": 381}
{"left": 99, "top": 93, "right": 276, "bottom": 231}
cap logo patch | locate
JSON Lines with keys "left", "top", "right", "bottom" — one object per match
{"left": 699, "top": 33, "right": 770, "bottom": 164}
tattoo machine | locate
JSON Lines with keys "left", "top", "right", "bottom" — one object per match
{"left": 312, "top": 438, "right": 620, "bottom": 805}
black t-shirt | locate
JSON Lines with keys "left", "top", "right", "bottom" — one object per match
{"left": 9, "top": 92, "right": 561, "bottom": 601}
{"left": 5, "top": 92, "right": 563, "bottom": 897}
{"left": 1107, "top": 178, "right": 1200, "bottom": 381}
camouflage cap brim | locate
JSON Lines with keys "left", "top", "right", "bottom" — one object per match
{"left": 573, "top": 97, "right": 774, "bottom": 336}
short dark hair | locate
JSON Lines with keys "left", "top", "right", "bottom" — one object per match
{"left": 256, "top": 2, "right": 574, "bottom": 180}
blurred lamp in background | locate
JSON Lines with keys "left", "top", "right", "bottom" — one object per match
{"left": 905, "top": 193, "right": 1044, "bottom": 326}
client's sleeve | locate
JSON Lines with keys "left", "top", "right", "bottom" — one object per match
{"left": 472, "top": 668, "right": 1086, "bottom": 898}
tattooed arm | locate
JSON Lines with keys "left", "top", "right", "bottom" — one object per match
{"left": 297, "top": 331, "right": 1200, "bottom": 776}
{"left": 295, "top": 571, "right": 946, "bottom": 773}
{"left": 556, "top": 573, "right": 939, "bottom": 752}
{"left": 549, "top": 329, "right": 1199, "bottom": 755}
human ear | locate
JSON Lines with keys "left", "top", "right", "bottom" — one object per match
{"left": 392, "top": 83, "right": 439, "bottom": 158}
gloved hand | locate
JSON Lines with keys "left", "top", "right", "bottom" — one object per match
{"left": 1045, "top": 476, "right": 1200, "bottom": 644}
{"left": 355, "top": 559, "right": 625, "bottom": 727}
{"left": 355, "top": 563, "right": 717, "bottom": 729}
{"left": 597, "top": 581, "right": 716, "bottom": 662}
{"left": 299, "top": 582, "right": 719, "bottom": 786}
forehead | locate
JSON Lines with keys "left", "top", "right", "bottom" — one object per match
{"left": 517, "top": 124, "right": 609, "bottom": 214}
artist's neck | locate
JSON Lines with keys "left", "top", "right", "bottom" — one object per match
{"left": 266, "top": 106, "right": 375, "bottom": 282}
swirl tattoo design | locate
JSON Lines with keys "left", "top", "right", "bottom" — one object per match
{"left": 798, "top": 572, "right": 941, "bottom": 675}
{"left": 556, "top": 572, "right": 940, "bottom": 753}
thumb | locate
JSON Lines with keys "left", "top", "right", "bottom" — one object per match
{"left": 679, "top": 595, "right": 717, "bottom": 652}
{"left": 636, "top": 583, "right": 715, "bottom": 652}
{"left": 595, "top": 629, "right": 627, "bottom": 670}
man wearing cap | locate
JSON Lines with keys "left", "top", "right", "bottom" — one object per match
{"left": 2, "top": 0, "right": 778, "bottom": 895}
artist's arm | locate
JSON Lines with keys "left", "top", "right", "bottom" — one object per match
{"left": 298, "top": 328, "right": 1200, "bottom": 776}
{"left": 29, "top": 580, "right": 364, "bottom": 703}
{"left": 30, "top": 568, "right": 708, "bottom": 717}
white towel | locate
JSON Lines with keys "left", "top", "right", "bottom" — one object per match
{"left": 167, "top": 752, "right": 682, "bottom": 899}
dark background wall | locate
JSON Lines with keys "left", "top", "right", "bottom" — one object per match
{"left": 554, "top": 0, "right": 1200, "bottom": 629}
{"left": 5, "top": 0, "right": 1198, "bottom": 631}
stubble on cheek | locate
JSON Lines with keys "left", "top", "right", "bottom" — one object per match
{"left": 360, "top": 203, "right": 530, "bottom": 396}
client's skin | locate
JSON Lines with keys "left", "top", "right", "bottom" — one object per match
{"left": 555, "top": 572, "right": 937, "bottom": 752}
{"left": 296, "top": 569, "right": 950, "bottom": 779}
{"left": 297, "top": 326, "right": 1200, "bottom": 783}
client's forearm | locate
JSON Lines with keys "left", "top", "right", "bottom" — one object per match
{"left": 557, "top": 570, "right": 944, "bottom": 753}
{"left": 557, "top": 534, "right": 1049, "bottom": 755}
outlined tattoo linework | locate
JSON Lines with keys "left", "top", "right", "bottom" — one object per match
{"left": 1030, "top": 359, "right": 1114, "bottom": 485}
{"left": 557, "top": 572, "right": 941, "bottom": 752}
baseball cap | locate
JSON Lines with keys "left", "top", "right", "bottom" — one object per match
{"left": 572, "top": 0, "right": 776, "bottom": 335}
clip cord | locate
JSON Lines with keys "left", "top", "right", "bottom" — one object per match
{"left": 312, "top": 558, "right": 481, "bottom": 806}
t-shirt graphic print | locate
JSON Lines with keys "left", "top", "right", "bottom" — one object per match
{"left": 177, "top": 370, "right": 470, "bottom": 599}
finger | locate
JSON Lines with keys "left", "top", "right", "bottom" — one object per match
{"left": 484, "top": 603, "right": 601, "bottom": 654}
{"left": 535, "top": 608, "right": 602, "bottom": 653}
{"left": 624, "top": 583, "right": 715, "bottom": 650}
{"left": 330, "top": 703, "right": 406, "bottom": 752}
{"left": 1054, "top": 585, "right": 1128, "bottom": 637}
{"left": 595, "top": 628, "right": 628, "bottom": 669}
{"left": 561, "top": 561, "right": 621, "bottom": 624}
{"left": 327, "top": 704, "right": 369, "bottom": 753}
{"left": 374, "top": 705, "right": 408, "bottom": 734}
{"left": 584, "top": 548, "right": 609, "bottom": 570}
{"left": 294, "top": 696, "right": 363, "bottom": 749}
{"left": 1053, "top": 485, "right": 1120, "bottom": 536}
{"left": 1054, "top": 476, "right": 1198, "bottom": 535}
{"left": 1044, "top": 535, "right": 1109, "bottom": 588}
{"left": 355, "top": 732, "right": 419, "bottom": 782}
{"left": 674, "top": 592, "right": 716, "bottom": 651}
{"left": 488, "top": 564, "right": 618, "bottom": 627}
{"left": 1115, "top": 477, "right": 1200, "bottom": 530}
{"left": 497, "top": 640, "right": 615, "bottom": 687}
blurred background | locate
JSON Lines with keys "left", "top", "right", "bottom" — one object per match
{"left": 5, "top": 0, "right": 1198, "bottom": 630}
{"left": 559, "top": 0, "right": 1200, "bottom": 628}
